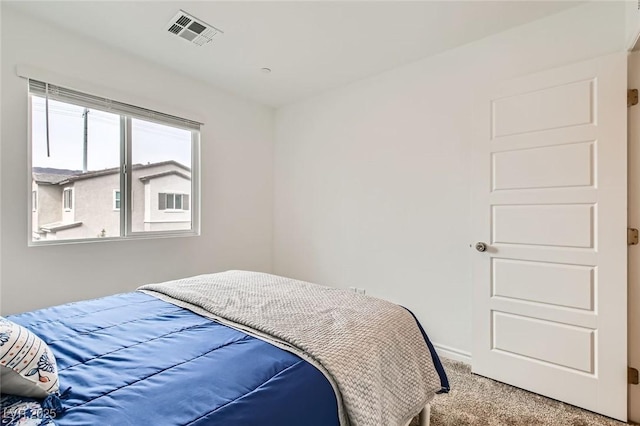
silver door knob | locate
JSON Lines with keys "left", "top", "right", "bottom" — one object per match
{"left": 475, "top": 242, "right": 487, "bottom": 252}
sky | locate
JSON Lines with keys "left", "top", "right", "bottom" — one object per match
{"left": 31, "top": 96, "right": 192, "bottom": 171}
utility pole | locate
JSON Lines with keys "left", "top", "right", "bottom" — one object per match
{"left": 82, "top": 108, "right": 89, "bottom": 172}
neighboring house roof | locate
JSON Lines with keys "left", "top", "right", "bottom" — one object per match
{"left": 39, "top": 221, "right": 83, "bottom": 233}
{"left": 33, "top": 173, "right": 77, "bottom": 184}
{"left": 32, "top": 160, "right": 191, "bottom": 185}
{"left": 32, "top": 167, "right": 82, "bottom": 184}
{"left": 139, "top": 170, "right": 191, "bottom": 182}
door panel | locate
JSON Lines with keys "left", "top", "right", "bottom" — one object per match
{"left": 492, "top": 312, "right": 594, "bottom": 373}
{"left": 472, "top": 53, "right": 627, "bottom": 421}
{"left": 492, "top": 142, "right": 594, "bottom": 190}
{"left": 492, "top": 79, "right": 594, "bottom": 137}
{"left": 492, "top": 259, "right": 594, "bottom": 310}
{"left": 493, "top": 204, "right": 594, "bottom": 248}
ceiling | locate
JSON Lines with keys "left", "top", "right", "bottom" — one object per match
{"left": 6, "top": 1, "right": 582, "bottom": 107}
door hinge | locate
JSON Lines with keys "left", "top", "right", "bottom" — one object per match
{"left": 630, "top": 367, "right": 639, "bottom": 385}
{"left": 629, "top": 228, "right": 639, "bottom": 245}
{"left": 629, "top": 89, "right": 638, "bottom": 107}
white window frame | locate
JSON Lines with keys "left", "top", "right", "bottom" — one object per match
{"left": 27, "top": 79, "right": 201, "bottom": 246}
{"left": 63, "top": 188, "right": 73, "bottom": 211}
{"left": 32, "top": 190, "right": 37, "bottom": 212}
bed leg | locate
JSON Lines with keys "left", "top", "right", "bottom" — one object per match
{"left": 418, "top": 404, "right": 431, "bottom": 426}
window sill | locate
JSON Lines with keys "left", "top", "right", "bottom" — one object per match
{"left": 29, "top": 229, "right": 200, "bottom": 247}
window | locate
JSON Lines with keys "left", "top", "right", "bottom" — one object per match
{"left": 32, "top": 191, "right": 37, "bottom": 212}
{"left": 63, "top": 188, "right": 73, "bottom": 211}
{"left": 29, "top": 79, "right": 200, "bottom": 244}
{"left": 159, "top": 193, "right": 190, "bottom": 211}
{"left": 113, "top": 190, "right": 121, "bottom": 210}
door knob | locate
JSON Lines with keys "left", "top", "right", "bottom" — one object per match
{"left": 475, "top": 242, "right": 488, "bottom": 252}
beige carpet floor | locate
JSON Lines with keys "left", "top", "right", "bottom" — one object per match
{"left": 410, "top": 358, "right": 632, "bottom": 426}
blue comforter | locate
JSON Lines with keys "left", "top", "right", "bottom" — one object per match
{"left": 8, "top": 292, "right": 339, "bottom": 426}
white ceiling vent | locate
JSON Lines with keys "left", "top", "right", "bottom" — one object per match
{"left": 166, "top": 10, "right": 223, "bottom": 46}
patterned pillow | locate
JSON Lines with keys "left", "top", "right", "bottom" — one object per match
{"left": 0, "top": 317, "right": 59, "bottom": 398}
{"left": 0, "top": 395, "right": 57, "bottom": 426}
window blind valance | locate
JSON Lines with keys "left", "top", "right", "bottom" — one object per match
{"left": 29, "top": 79, "right": 201, "bottom": 131}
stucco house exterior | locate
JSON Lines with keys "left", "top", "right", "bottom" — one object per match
{"left": 32, "top": 160, "right": 191, "bottom": 241}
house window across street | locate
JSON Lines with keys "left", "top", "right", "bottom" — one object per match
{"left": 29, "top": 79, "right": 200, "bottom": 244}
{"left": 114, "top": 190, "right": 121, "bottom": 210}
{"left": 159, "top": 193, "right": 190, "bottom": 211}
{"left": 63, "top": 188, "right": 73, "bottom": 211}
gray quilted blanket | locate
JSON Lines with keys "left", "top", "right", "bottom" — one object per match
{"left": 138, "top": 270, "right": 442, "bottom": 426}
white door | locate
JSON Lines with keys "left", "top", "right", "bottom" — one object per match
{"left": 471, "top": 52, "right": 627, "bottom": 421}
{"left": 628, "top": 50, "right": 640, "bottom": 424}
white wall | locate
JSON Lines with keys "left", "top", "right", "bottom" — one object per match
{"left": 627, "top": 0, "right": 640, "bottom": 49}
{"left": 273, "top": 2, "right": 627, "bottom": 359}
{"left": 0, "top": 6, "right": 274, "bottom": 315}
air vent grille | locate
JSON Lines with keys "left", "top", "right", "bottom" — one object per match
{"left": 176, "top": 15, "right": 192, "bottom": 27}
{"left": 166, "top": 10, "right": 222, "bottom": 47}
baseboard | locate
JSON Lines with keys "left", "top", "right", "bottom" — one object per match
{"left": 433, "top": 343, "right": 472, "bottom": 365}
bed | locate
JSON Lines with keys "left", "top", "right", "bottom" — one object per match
{"left": 1, "top": 271, "right": 448, "bottom": 426}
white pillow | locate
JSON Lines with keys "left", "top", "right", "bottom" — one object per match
{"left": 0, "top": 317, "right": 59, "bottom": 398}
